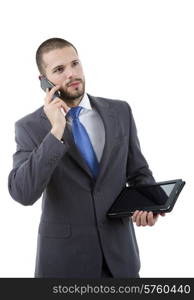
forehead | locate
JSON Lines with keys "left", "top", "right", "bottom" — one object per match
{"left": 42, "top": 46, "right": 79, "bottom": 70}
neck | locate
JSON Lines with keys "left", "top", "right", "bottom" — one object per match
{"left": 65, "top": 95, "right": 84, "bottom": 107}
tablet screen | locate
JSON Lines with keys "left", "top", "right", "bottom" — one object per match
{"left": 111, "top": 182, "right": 176, "bottom": 212}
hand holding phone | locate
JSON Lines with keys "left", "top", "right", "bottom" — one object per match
{"left": 39, "top": 76, "right": 61, "bottom": 100}
{"left": 39, "top": 76, "right": 69, "bottom": 140}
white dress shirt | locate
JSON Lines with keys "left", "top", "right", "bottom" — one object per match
{"left": 65, "top": 94, "right": 105, "bottom": 162}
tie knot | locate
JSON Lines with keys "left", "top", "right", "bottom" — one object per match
{"left": 67, "top": 106, "right": 83, "bottom": 120}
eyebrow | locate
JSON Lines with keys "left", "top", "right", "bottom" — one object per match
{"left": 51, "top": 59, "right": 79, "bottom": 72}
{"left": 52, "top": 64, "right": 64, "bottom": 72}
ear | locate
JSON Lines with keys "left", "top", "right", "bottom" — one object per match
{"left": 39, "top": 74, "right": 45, "bottom": 80}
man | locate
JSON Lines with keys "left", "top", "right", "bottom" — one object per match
{"left": 8, "top": 38, "right": 165, "bottom": 278}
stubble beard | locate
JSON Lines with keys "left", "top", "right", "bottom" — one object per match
{"left": 60, "top": 80, "right": 85, "bottom": 104}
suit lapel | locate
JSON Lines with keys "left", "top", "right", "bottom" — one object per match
{"left": 40, "top": 94, "right": 118, "bottom": 183}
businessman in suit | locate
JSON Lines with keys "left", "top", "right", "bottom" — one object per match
{"left": 8, "top": 38, "right": 165, "bottom": 278}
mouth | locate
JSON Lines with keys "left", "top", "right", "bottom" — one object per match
{"left": 68, "top": 81, "right": 80, "bottom": 87}
{"left": 68, "top": 80, "right": 81, "bottom": 87}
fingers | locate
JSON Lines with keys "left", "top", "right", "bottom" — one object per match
{"left": 147, "top": 212, "right": 159, "bottom": 226}
{"left": 132, "top": 210, "right": 144, "bottom": 226}
{"left": 131, "top": 210, "right": 139, "bottom": 222}
{"left": 43, "top": 87, "right": 69, "bottom": 115}
{"left": 132, "top": 210, "right": 161, "bottom": 227}
{"left": 60, "top": 101, "right": 69, "bottom": 113}
{"left": 44, "top": 85, "right": 60, "bottom": 105}
{"left": 136, "top": 211, "right": 144, "bottom": 226}
{"left": 160, "top": 212, "right": 166, "bottom": 216}
{"left": 44, "top": 98, "right": 63, "bottom": 111}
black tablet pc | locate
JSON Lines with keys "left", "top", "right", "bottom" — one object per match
{"left": 107, "top": 179, "right": 185, "bottom": 218}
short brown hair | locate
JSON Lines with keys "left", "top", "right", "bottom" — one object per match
{"left": 36, "top": 37, "right": 78, "bottom": 75}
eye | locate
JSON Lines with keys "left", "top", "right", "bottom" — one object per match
{"left": 54, "top": 67, "right": 64, "bottom": 73}
{"left": 72, "top": 60, "right": 79, "bottom": 67}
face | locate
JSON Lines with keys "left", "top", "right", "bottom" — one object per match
{"left": 42, "top": 46, "right": 85, "bottom": 102}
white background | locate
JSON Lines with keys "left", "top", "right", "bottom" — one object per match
{"left": 0, "top": 0, "right": 193, "bottom": 277}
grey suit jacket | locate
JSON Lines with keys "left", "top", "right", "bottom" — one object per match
{"left": 8, "top": 94, "right": 155, "bottom": 278}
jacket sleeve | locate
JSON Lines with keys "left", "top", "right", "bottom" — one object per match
{"left": 125, "top": 102, "right": 156, "bottom": 186}
{"left": 8, "top": 122, "right": 70, "bottom": 206}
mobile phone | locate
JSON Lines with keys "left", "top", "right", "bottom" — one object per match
{"left": 39, "top": 75, "right": 61, "bottom": 100}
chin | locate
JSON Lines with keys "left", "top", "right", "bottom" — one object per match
{"left": 71, "top": 87, "right": 85, "bottom": 98}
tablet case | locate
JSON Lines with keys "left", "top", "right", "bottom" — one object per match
{"left": 107, "top": 179, "right": 185, "bottom": 218}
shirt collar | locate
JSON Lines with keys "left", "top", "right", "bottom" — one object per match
{"left": 79, "top": 93, "right": 92, "bottom": 110}
{"left": 66, "top": 93, "right": 92, "bottom": 115}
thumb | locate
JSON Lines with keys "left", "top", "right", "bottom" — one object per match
{"left": 61, "top": 101, "right": 69, "bottom": 113}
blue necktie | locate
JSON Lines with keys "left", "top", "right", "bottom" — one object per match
{"left": 67, "top": 106, "right": 100, "bottom": 178}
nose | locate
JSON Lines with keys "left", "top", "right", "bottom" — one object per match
{"left": 65, "top": 66, "right": 75, "bottom": 79}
